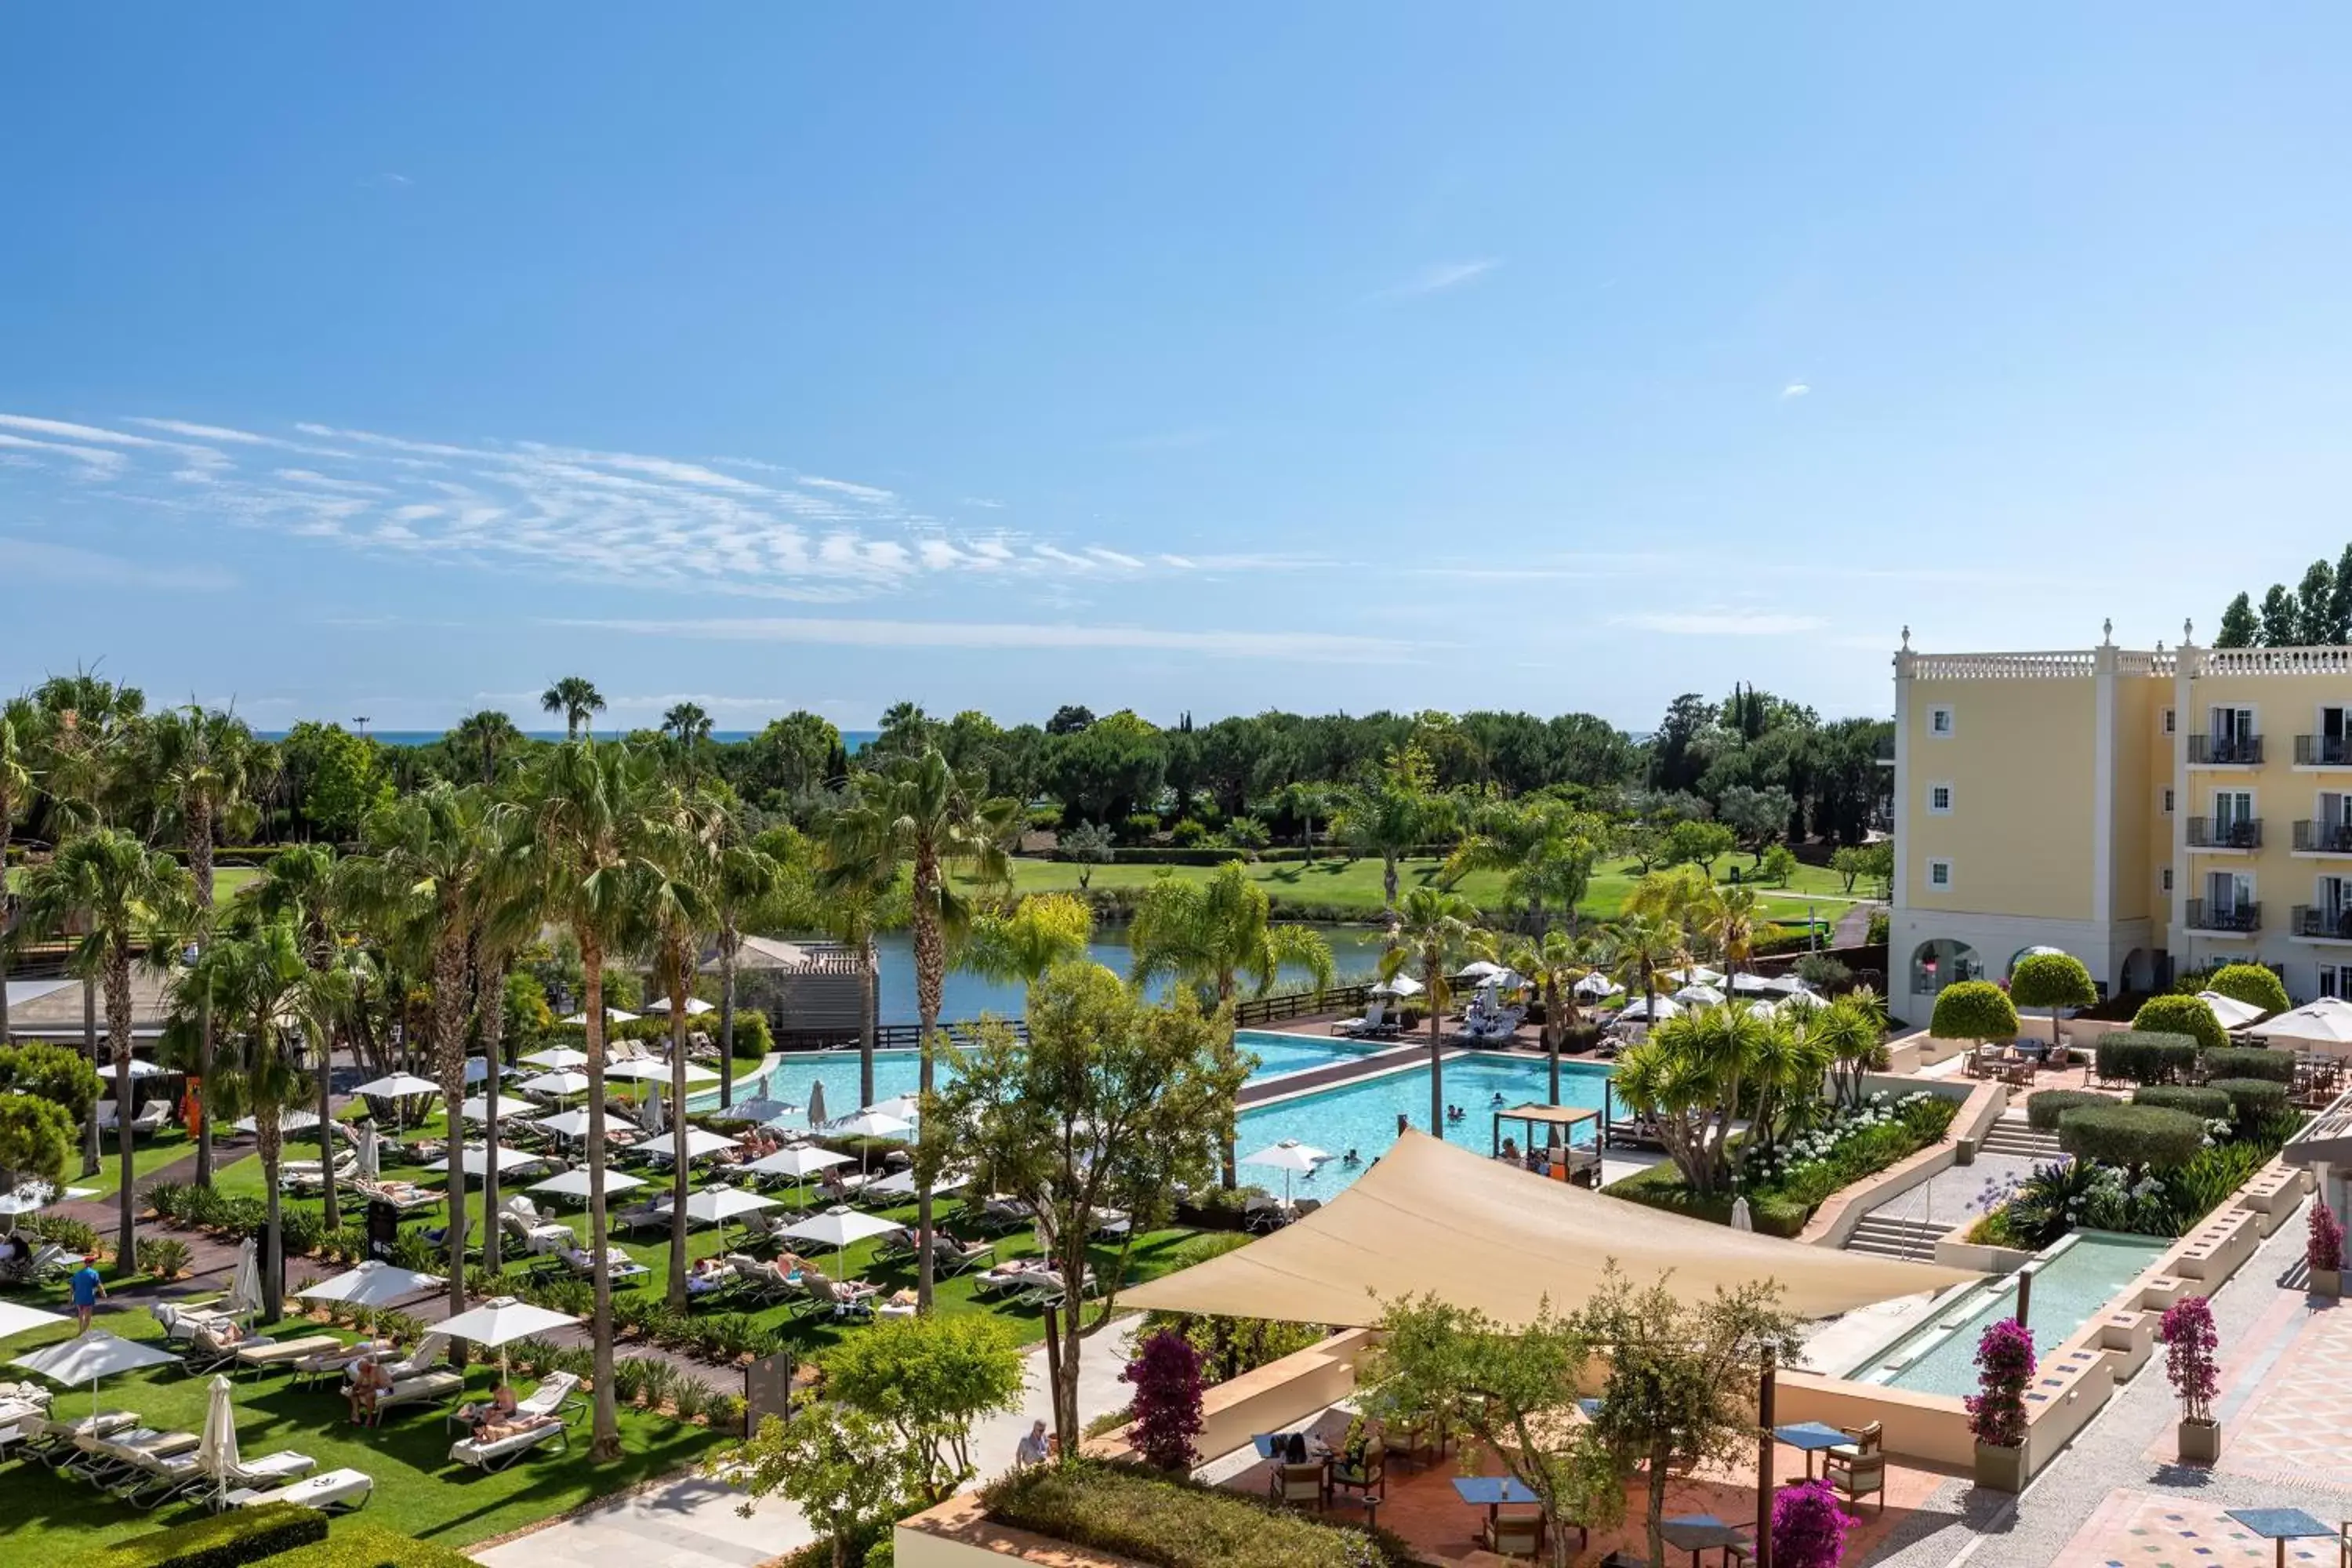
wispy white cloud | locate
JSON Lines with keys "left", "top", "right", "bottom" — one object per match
{"left": 1780, "top": 382, "right": 1811, "bottom": 400}
{"left": 1374, "top": 259, "right": 1501, "bottom": 302}
{"left": 961, "top": 496, "right": 1006, "bottom": 510}
{"left": 0, "top": 431, "right": 129, "bottom": 474}
{"left": 554, "top": 615, "right": 1426, "bottom": 662}
{"left": 0, "top": 536, "right": 235, "bottom": 591}
{"left": 1611, "top": 611, "right": 1828, "bottom": 637}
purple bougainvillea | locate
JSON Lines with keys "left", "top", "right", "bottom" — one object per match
{"left": 2309, "top": 1200, "right": 2345, "bottom": 1277}
{"left": 2160, "top": 1296, "right": 2219, "bottom": 1425}
{"left": 1120, "top": 1328, "right": 1206, "bottom": 1472}
{"left": 1772, "top": 1479, "right": 1857, "bottom": 1568}
{"left": 1963, "top": 1317, "right": 2034, "bottom": 1449}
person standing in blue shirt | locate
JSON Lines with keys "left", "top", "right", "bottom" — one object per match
{"left": 70, "top": 1257, "right": 105, "bottom": 1330}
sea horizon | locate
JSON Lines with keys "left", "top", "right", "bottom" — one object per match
{"left": 259, "top": 728, "right": 883, "bottom": 750}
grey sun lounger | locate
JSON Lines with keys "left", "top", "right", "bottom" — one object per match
{"left": 228, "top": 1466, "right": 374, "bottom": 1512}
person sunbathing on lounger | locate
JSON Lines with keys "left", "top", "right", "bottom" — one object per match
{"left": 685, "top": 1258, "right": 731, "bottom": 1298}
{"left": 454, "top": 1381, "right": 519, "bottom": 1432}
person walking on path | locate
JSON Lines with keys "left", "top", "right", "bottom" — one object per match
{"left": 71, "top": 1256, "right": 106, "bottom": 1330}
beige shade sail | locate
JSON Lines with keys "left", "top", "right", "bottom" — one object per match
{"left": 1124, "top": 1131, "right": 1976, "bottom": 1328}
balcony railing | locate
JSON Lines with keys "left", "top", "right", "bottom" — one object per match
{"left": 2296, "top": 735, "right": 2352, "bottom": 768}
{"left": 2188, "top": 734, "right": 2265, "bottom": 766}
{"left": 2295, "top": 820, "right": 2352, "bottom": 854}
{"left": 2185, "top": 816, "right": 2263, "bottom": 849}
{"left": 2185, "top": 898, "right": 2262, "bottom": 934}
{"left": 2292, "top": 905, "right": 2352, "bottom": 941}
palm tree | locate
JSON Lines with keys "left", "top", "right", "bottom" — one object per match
{"left": 508, "top": 739, "right": 667, "bottom": 1457}
{"left": 823, "top": 749, "right": 1017, "bottom": 1310}
{"left": 1501, "top": 926, "right": 1611, "bottom": 1106}
{"left": 660, "top": 702, "right": 713, "bottom": 746}
{"left": 143, "top": 703, "right": 267, "bottom": 1184}
{"left": 707, "top": 822, "right": 783, "bottom": 1113}
{"left": 19, "top": 829, "right": 194, "bottom": 1274}
{"left": 0, "top": 695, "right": 49, "bottom": 1042}
{"left": 246, "top": 843, "right": 356, "bottom": 1229}
{"left": 1444, "top": 799, "right": 1605, "bottom": 935}
{"left": 539, "top": 677, "right": 606, "bottom": 742}
{"left": 1703, "top": 884, "right": 1761, "bottom": 996}
{"left": 1379, "top": 887, "right": 1479, "bottom": 1135}
{"left": 643, "top": 782, "right": 726, "bottom": 1307}
{"left": 1333, "top": 746, "right": 1445, "bottom": 909}
{"left": 470, "top": 844, "right": 548, "bottom": 1272}
{"left": 963, "top": 892, "right": 1094, "bottom": 986}
{"left": 357, "top": 782, "right": 497, "bottom": 1319}
{"left": 1812, "top": 988, "right": 1888, "bottom": 1109}
{"left": 450, "top": 710, "right": 524, "bottom": 786}
{"left": 199, "top": 920, "right": 350, "bottom": 1321}
{"left": 1610, "top": 912, "right": 1686, "bottom": 1018}
{"left": 34, "top": 671, "right": 146, "bottom": 832}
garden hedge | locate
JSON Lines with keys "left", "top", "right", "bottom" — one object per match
{"left": 86, "top": 1503, "right": 328, "bottom": 1568}
{"left": 985, "top": 1461, "right": 1420, "bottom": 1568}
{"left": 2129, "top": 995, "right": 2228, "bottom": 1053}
{"left": 2206, "top": 1077, "right": 2291, "bottom": 1121}
{"left": 2095, "top": 1030, "right": 2201, "bottom": 1086}
{"left": 2201, "top": 963, "right": 2291, "bottom": 1015}
{"left": 2056, "top": 1104, "right": 2209, "bottom": 1171}
{"left": 1930, "top": 981, "right": 2018, "bottom": 1043}
{"left": 267, "top": 1530, "right": 481, "bottom": 1568}
{"left": 2132, "top": 1086, "right": 2232, "bottom": 1120}
{"left": 2201, "top": 1047, "right": 2296, "bottom": 1085}
{"left": 2025, "top": 1089, "right": 2109, "bottom": 1131}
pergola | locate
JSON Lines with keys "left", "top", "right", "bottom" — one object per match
{"left": 1490, "top": 1102, "right": 1603, "bottom": 1186}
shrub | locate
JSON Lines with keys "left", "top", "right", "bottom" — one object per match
{"left": 984, "top": 1461, "right": 1419, "bottom": 1568}
{"left": 2000, "top": 1159, "right": 2105, "bottom": 1248}
{"left": 1865, "top": 909, "right": 1889, "bottom": 946}
{"left": 1771, "top": 1478, "right": 1857, "bottom": 1568}
{"left": 31, "top": 1214, "right": 100, "bottom": 1254}
{"left": 2009, "top": 953, "right": 2097, "bottom": 1018}
{"left": 1143, "top": 1308, "right": 1329, "bottom": 1384}
{"left": 727, "top": 1007, "right": 775, "bottom": 1062}
{"left": 267, "top": 1526, "right": 481, "bottom": 1568}
{"left": 2161, "top": 1296, "right": 2220, "bottom": 1425}
{"left": 2095, "top": 1031, "right": 2201, "bottom": 1087}
{"left": 135, "top": 1236, "right": 194, "bottom": 1280}
{"left": 91, "top": 1501, "right": 329, "bottom": 1568}
{"left": 2201, "top": 1047, "right": 2295, "bottom": 1085}
{"left": 2129, "top": 996, "right": 2227, "bottom": 1053}
{"left": 2056, "top": 1105, "right": 2209, "bottom": 1172}
{"left": 1122, "top": 1329, "right": 1207, "bottom": 1472}
{"left": 2132, "top": 1086, "right": 2232, "bottom": 1120}
{"left": 2310, "top": 1198, "right": 2346, "bottom": 1276}
{"left": 2205, "top": 1077, "right": 2289, "bottom": 1123}
{"left": 2201, "top": 963, "right": 2291, "bottom": 1015}
{"left": 1931, "top": 981, "right": 2017, "bottom": 1044}
{"left": 2026, "top": 1090, "right": 2109, "bottom": 1132}
{"left": 1965, "top": 1319, "right": 2034, "bottom": 1450}
{"left": 1759, "top": 844, "right": 1800, "bottom": 887}
{"left": 1794, "top": 953, "right": 1853, "bottom": 991}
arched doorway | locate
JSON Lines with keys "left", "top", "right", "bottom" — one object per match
{"left": 2118, "top": 948, "right": 2154, "bottom": 994}
{"left": 1910, "top": 938, "right": 1983, "bottom": 997}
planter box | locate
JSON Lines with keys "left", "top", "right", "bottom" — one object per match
{"left": 1973, "top": 1439, "right": 2027, "bottom": 1493}
{"left": 2178, "top": 1418, "right": 2221, "bottom": 1464}
{"left": 2314, "top": 1268, "right": 2343, "bottom": 1298}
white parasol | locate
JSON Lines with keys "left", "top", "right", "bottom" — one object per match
{"left": 529, "top": 1167, "right": 644, "bottom": 1203}
{"left": 519, "top": 1070, "right": 593, "bottom": 1099}
{"left": 1242, "top": 1138, "right": 1330, "bottom": 1207}
{"left": 12, "top": 1330, "right": 180, "bottom": 1419}
{"left": 296, "top": 1260, "right": 445, "bottom": 1306}
{"left": 780, "top": 1204, "right": 902, "bottom": 1274}
{"left": 222, "top": 1236, "right": 263, "bottom": 1318}
{"left": 0, "top": 1300, "right": 70, "bottom": 1338}
{"left": 520, "top": 1047, "right": 592, "bottom": 1070}
{"left": 437, "top": 1294, "right": 580, "bottom": 1379}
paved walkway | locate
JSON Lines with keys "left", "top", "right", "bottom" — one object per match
{"left": 473, "top": 1318, "right": 1142, "bottom": 1568}
{"left": 1870, "top": 1198, "right": 2343, "bottom": 1567}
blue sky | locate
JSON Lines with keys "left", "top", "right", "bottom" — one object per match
{"left": 9, "top": 6, "right": 2352, "bottom": 735}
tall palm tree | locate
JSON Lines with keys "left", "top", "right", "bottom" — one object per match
{"left": 470, "top": 846, "right": 547, "bottom": 1273}
{"left": 199, "top": 920, "right": 350, "bottom": 1321}
{"left": 644, "top": 781, "right": 726, "bottom": 1307}
{"left": 1610, "top": 913, "right": 1685, "bottom": 1019}
{"left": 539, "top": 677, "right": 606, "bottom": 742}
{"left": 660, "top": 702, "right": 713, "bottom": 746}
{"left": 963, "top": 891, "right": 1095, "bottom": 986}
{"left": 143, "top": 703, "right": 267, "bottom": 1185}
{"left": 507, "top": 739, "right": 666, "bottom": 1457}
{"left": 1501, "top": 925, "right": 1611, "bottom": 1106}
{"left": 706, "top": 818, "right": 783, "bottom": 1113}
{"left": 450, "top": 710, "right": 524, "bottom": 786}
{"left": 823, "top": 749, "right": 1017, "bottom": 1310}
{"left": 20, "top": 829, "right": 194, "bottom": 1274}
{"left": 1333, "top": 746, "right": 1445, "bottom": 909}
{"left": 1703, "top": 884, "right": 1761, "bottom": 996}
{"left": 357, "top": 782, "right": 497, "bottom": 1319}
{"left": 34, "top": 671, "right": 146, "bottom": 832}
{"left": 0, "top": 695, "right": 49, "bottom": 1042}
{"left": 245, "top": 843, "right": 356, "bottom": 1229}
{"left": 1379, "top": 887, "right": 1479, "bottom": 1135}
{"left": 1129, "top": 865, "right": 1334, "bottom": 1183}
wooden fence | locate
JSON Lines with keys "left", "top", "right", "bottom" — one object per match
{"left": 1232, "top": 982, "right": 1372, "bottom": 1029}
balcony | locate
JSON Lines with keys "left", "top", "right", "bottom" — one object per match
{"left": 2185, "top": 816, "right": 2263, "bottom": 851}
{"left": 2185, "top": 898, "right": 2262, "bottom": 935}
{"left": 2295, "top": 735, "right": 2352, "bottom": 768}
{"left": 2294, "top": 820, "right": 2352, "bottom": 855}
{"left": 2188, "top": 734, "right": 2264, "bottom": 767}
{"left": 2292, "top": 905, "right": 2352, "bottom": 942}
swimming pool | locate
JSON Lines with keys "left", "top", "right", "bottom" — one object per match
{"left": 692, "top": 1031, "right": 1381, "bottom": 1118}
{"left": 1842, "top": 1230, "right": 2169, "bottom": 1397}
{"left": 1232, "top": 1052, "right": 1618, "bottom": 1196}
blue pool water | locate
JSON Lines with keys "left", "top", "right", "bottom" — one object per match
{"left": 694, "top": 1030, "right": 1380, "bottom": 1119}
{"left": 1844, "top": 1230, "right": 2169, "bottom": 1396}
{"left": 1232, "top": 1052, "right": 1618, "bottom": 1197}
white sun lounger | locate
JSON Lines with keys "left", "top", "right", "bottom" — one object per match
{"left": 447, "top": 1416, "right": 568, "bottom": 1472}
{"left": 228, "top": 1466, "right": 374, "bottom": 1512}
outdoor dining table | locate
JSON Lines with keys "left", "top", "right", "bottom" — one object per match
{"left": 1250, "top": 1432, "right": 1328, "bottom": 1462}
{"left": 1658, "top": 1512, "right": 1753, "bottom": 1567}
{"left": 1451, "top": 1474, "right": 1540, "bottom": 1531}
{"left": 2223, "top": 1508, "right": 2336, "bottom": 1568}
{"left": 1774, "top": 1419, "right": 1854, "bottom": 1481}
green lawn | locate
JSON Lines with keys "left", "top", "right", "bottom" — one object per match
{"left": 966, "top": 853, "right": 1860, "bottom": 925}
{"left": 74, "top": 1129, "right": 198, "bottom": 1199}
{"left": 0, "top": 1282, "right": 721, "bottom": 1558}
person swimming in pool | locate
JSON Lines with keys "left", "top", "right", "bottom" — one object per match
{"left": 1341, "top": 1148, "right": 1360, "bottom": 1167}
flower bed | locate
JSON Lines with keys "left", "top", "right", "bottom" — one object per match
{"left": 984, "top": 1461, "right": 1417, "bottom": 1568}
{"left": 1606, "top": 1091, "right": 1958, "bottom": 1236}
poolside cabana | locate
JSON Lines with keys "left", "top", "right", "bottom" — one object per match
{"left": 1489, "top": 1103, "right": 1602, "bottom": 1186}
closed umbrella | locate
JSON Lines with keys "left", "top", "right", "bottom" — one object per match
{"left": 354, "top": 1122, "right": 379, "bottom": 1182}
{"left": 642, "top": 1085, "right": 666, "bottom": 1137}
{"left": 1242, "top": 1138, "right": 1330, "bottom": 1209}
{"left": 296, "top": 1261, "right": 444, "bottom": 1307}
{"left": 781, "top": 1204, "right": 902, "bottom": 1275}
{"left": 198, "top": 1374, "right": 239, "bottom": 1509}
{"left": 805, "top": 1080, "right": 829, "bottom": 1130}
{"left": 12, "top": 1330, "right": 180, "bottom": 1420}
{"left": 1730, "top": 1198, "right": 1754, "bottom": 1233}
{"left": 222, "top": 1236, "right": 263, "bottom": 1318}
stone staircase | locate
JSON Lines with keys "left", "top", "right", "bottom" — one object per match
{"left": 1977, "top": 1114, "right": 2063, "bottom": 1161}
{"left": 1845, "top": 1213, "right": 1951, "bottom": 1260}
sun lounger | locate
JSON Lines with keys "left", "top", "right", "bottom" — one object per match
{"left": 369, "top": 1333, "right": 451, "bottom": 1385}
{"left": 30, "top": 1409, "right": 136, "bottom": 1466}
{"left": 368, "top": 1369, "right": 465, "bottom": 1421}
{"left": 292, "top": 1338, "right": 398, "bottom": 1388}
{"left": 797, "top": 1272, "right": 878, "bottom": 1320}
{"left": 447, "top": 1414, "right": 568, "bottom": 1472}
{"left": 185, "top": 1324, "right": 271, "bottom": 1374}
{"left": 500, "top": 1210, "right": 575, "bottom": 1254}
{"left": 237, "top": 1334, "right": 346, "bottom": 1377}
{"left": 116, "top": 1442, "right": 313, "bottom": 1508}
{"left": 227, "top": 1466, "right": 374, "bottom": 1512}
{"left": 556, "top": 1246, "right": 650, "bottom": 1283}
{"left": 68, "top": 1425, "right": 197, "bottom": 1484}
{"left": 726, "top": 1253, "right": 799, "bottom": 1306}
{"left": 1333, "top": 1001, "right": 1388, "bottom": 1038}
{"left": 931, "top": 1235, "right": 994, "bottom": 1276}
{"left": 151, "top": 1301, "right": 238, "bottom": 1348}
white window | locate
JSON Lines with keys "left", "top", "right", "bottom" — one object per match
{"left": 1927, "top": 858, "right": 1953, "bottom": 891}
{"left": 1928, "top": 782, "right": 1954, "bottom": 815}
{"left": 2161, "top": 866, "right": 2173, "bottom": 893}
{"left": 2164, "top": 708, "right": 2176, "bottom": 735}
{"left": 1928, "top": 706, "right": 1955, "bottom": 737}
{"left": 2321, "top": 964, "right": 2346, "bottom": 1000}
{"left": 2164, "top": 787, "right": 2175, "bottom": 814}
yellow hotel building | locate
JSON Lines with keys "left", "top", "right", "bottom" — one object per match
{"left": 1892, "top": 622, "right": 2352, "bottom": 1023}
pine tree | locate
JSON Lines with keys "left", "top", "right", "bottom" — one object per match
{"left": 2299, "top": 559, "right": 2336, "bottom": 644}
{"left": 2215, "top": 592, "right": 2259, "bottom": 648}
{"left": 2259, "top": 584, "right": 2302, "bottom": 647}
{"left": 2328, "top": 543, "right": 2352, "bottom": 644}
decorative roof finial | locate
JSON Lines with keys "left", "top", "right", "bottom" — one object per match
{"left": 2102, "top": 617, "right": 2114, "bottom": 644}
{"left": 1900, "top": 626, "right": 1911, "bottom": 651}
{"left": 2184, "top": 617, "right": 2194, "bottom": 644}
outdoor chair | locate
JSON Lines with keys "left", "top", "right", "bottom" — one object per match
{"left": 1269, "top": 1460, "right": 1327, "bottom": 1510}
{"left": 128, "top": 1100, "right": 172, "bottom": 1137}
{"left": 69, "top": 1425, "right": 195, "bottom": 1486}
{"left": 371, "top": 1333, "right": 451, "bottom": 1385}
{"left": 225, "top": 1467, "right": 374, "bottom": 1513}
{"left": 448, "top": 1415, "right": 568, "bottom": 1472}
{"left": 292, "top": 1339, "right": 397, "bottom": 1388}
{"left": 735, "top": 1210, "right": 793, "bottom": 1250}
{"left": 1824, "top": 1421, "right": 1886, "bottom": 1515}
{"left": 1333, "top": 1001, "right": 1387, "bottom": 1038}
{"left": 931, "top": 1234, "right": 994, "bottom": 1276}
{"left": 500, "top": 1210, "right": 572, "bottom": 1254}
{"left": 1327, "top": 1436, "right": 1385, "bottom": 1504}
{"left": 1483, "top": 1515, "right": 1548, "bottom": 1559}
{"left": 799, "top": 1271, "right": 879, "bottom": 1320}
{"left": 725, "top": 1253, "right": 798, "bottom": 1306}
